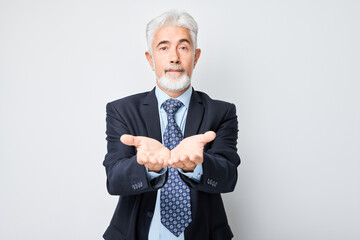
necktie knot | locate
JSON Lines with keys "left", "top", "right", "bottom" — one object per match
{"left": 162, "top": 98, "right": 183, "bottom": 115}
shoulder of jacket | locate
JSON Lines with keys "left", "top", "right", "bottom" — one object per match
{"left": 107, "top": 91, "right": 149, "bottom": 107}
{"left": 195, "top": 90, "right": 235, "bottom": 108}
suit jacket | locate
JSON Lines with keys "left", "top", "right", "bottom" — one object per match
{"left": 103, "top": 88, "right": 241, "bottom": 240}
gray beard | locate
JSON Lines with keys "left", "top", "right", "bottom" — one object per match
{"left": 157, "top": 73, "right": 191, "bottom": 92}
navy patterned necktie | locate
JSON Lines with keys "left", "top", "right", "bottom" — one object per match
{"left": 160, "top": 98, "right": 192, "bottom": 237}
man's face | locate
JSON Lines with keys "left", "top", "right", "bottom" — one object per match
{"left": 146, "top": 25, "right": 201, "bottom": 92}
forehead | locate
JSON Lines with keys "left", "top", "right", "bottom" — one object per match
{"left": 153, "top": 25, "right": 192, "bottom": 46}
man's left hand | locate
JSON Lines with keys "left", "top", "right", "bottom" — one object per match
{"left": 169, "top": 131, "right": 216, "bottom": 171}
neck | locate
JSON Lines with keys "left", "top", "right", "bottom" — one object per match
{"left": 156, "top": 82, "right": 190, "bottom": 98}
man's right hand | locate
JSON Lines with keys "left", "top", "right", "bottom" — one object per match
{"left": 120, "top": 134, "right": 170, "bottom": 172}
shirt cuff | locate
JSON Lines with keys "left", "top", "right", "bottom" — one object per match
{"left": 178, "top": 164, "right": 203, "bottom": 182}
{"left": 146, "top": 167, "right": 167, "bottom": 181}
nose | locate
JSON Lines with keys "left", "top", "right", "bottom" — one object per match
{"left": 169, "top": 48, "right": 180, "bottom": 64}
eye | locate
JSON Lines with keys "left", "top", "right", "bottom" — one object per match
{"left": 179, "top": 46, "right": 188, "bottom": 50}
{"left": 159, "top": 46, "right": 167, "bottom": 51}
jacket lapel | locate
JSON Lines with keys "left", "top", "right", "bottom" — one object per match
{"left": 140, "top": 88, "right": 162, "bottom": 142}
{"left": 184, "top": 89, "right": 204, "bottom": 138}
{"left": 140, "top": 87, "right": 204, "bottom": 140}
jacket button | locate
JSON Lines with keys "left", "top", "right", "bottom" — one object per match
{"left": 147, "top": 211, "right": 153, "bottom": 218}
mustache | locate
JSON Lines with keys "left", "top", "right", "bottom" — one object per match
{"left": 164, "top": 65, "right": 185, "bottom": 73}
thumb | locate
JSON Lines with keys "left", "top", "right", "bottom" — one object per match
{"left": 201, "top": 131, "right": 216, "bottom": 144}
{"left": 120, "top": 134, "right": 138, "bottom": 147}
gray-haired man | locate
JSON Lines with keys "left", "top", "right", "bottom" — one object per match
{"left": 103, "top": 10, "right": 240, "bottom": 240}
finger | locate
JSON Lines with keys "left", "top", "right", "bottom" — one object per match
{"left": 180, "top": 155, "right": 193, "bottom": 169}
{"left": 145, "top": 162, "right": 155, "bottom": 171}
{"left": 120, "top": 134, "right": 138, "bottom": 146}
{"left": 159, "top": 148, "right": 171, "bottom": 162}
{"left": 201, "top": 131, "right": 216, "bottom": 144}
{"left": 190, "top": 153, "right": 203, "bottom": 165}
{"left": 183, "top": 161, "right": 196, "bottom": 171}
{"left": 156, "top": 157, "right": 163, "bottom": 166}
{"left": 162, "top": 160, "right": 169, "bottom": 168}
{"left": 137, "top": 155, "right": 148, "bottom": 165}
{"left": 169, "top": 155, "right": 179, "bottom": 165}
{"left": 151, "top": 156, "right": 164, "bottom": 167}
{"left": 171, "top": 161, "right": 184, "bottom": 169}
{"left": 179, "top": 154, "right": 187, "bottom": 161}
{"left": 159, "top": 156, "right": 169, "bottom": 168}
{"left": 148, "top": 155, "right": 157, "bottom": 164}
{"left": 175, "top": 155, "right": 188, "bottom": 169}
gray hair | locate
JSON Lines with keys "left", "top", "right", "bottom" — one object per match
{"left": 146, "top": 10, "right": 198, "bottom": 52}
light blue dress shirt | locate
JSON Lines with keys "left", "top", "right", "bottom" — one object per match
{"left": 147, "top": 86, "right": 203, "bottom": 240}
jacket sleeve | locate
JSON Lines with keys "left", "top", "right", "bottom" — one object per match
{"left": 103, "top": 102, "right": 166, "bottom": 196}
{"left": 180, "top": 103, "right": 241, "bottom": 193}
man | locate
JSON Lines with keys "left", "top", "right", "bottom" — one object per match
{"left": 103, "top": 10, "right": 240, "bottom": 240}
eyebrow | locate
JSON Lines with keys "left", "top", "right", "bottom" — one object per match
{"left": 156, "top": 40, "right": 170, "bottom": 48}
{"left": 155, "top": 39, "right": 192, "bottom": 48}
{"left": 179, "top": 39, "right": 191, "bottom": 45}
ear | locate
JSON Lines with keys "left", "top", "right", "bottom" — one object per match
{"left": 145, "top": 51, "right": 155, "bottom": 71}
{"left": 193, "top": 48, "right": 201, "bottom": 68}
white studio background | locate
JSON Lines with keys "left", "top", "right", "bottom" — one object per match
{"left": 1, "top": 0, "right": 359, "bottom": 239}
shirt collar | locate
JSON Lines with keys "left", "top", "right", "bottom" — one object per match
{"left": 155, "top": 86, "right": 192, "bottom": 110}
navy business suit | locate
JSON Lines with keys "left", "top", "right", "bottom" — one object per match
{"left": 103, "top": 88, "right": 240, "bottom": 240}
